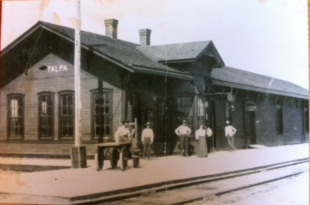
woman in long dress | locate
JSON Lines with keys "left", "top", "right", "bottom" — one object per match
{"left": 195, "top": 124, "right": 208, "bottom": 157}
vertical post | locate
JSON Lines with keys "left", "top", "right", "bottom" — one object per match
{"left": 74, "top": 0, "right": 81, "bottom": 147}
{"left": 163, "top": 78, "right": 167, "bottom": 156}
{"left": 134, "top": 118, "right": 138, "bottom": 139}
{"left": 71, "top": 0, "right": 87, "bottom": 168}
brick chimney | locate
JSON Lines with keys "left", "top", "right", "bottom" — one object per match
{"left": 139, "top": 29, "right": 151, "bottom": 46}
{"left": 104, "top": 19, "right": 118, "bottom": 38}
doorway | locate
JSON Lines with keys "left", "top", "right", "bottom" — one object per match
{"left": 244, "top": 111, "right": 256, "bottom": 146}
{"left": 133, "top": 93, "right": 158, "bottom": 138}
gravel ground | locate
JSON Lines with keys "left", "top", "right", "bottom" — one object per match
{"left": 190, "top": 171, "right": 309, "bottom": 205}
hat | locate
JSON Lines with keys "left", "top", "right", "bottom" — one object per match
{"left": 123, "top": 119, "right": 130, "bottom": 123}
{"left": 145, "top": 122, "right": 151, "bottom": 125}
{"left": 226, "top": 120, "right": 230, "bottom": 124}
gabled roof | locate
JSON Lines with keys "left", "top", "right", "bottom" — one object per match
{"left": 2, "top": 21, "right": 193, "bottom": 80}
{"left": 137, "top": 41, "right": 210, "bottom": 62}
{"left": 137, "top": 41, "right": 225, "bottom": 66}
{"left": 211, "top": 66, "right": 308, "bottom": 99}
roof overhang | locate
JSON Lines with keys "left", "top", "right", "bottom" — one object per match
{"left": 2, "top": 22, "right": 43, "bottom": 56}
{"left": 1, "top": 22, "right": 135, "bottom": 73}
{"left": 212, "top": 79, "right": 308, "bottom": 100}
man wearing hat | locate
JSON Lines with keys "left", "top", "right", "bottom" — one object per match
{"left": 114, "top": 119, "right": 131, "bottom": 143}
{"left": 175, "top": 120, "right": 192, "bottom": 156}
{"left": 141, "top": 122, "right": 154, "bottom": 159}
{"left": 225, "top": 120, "right": 237, "bottom": 150}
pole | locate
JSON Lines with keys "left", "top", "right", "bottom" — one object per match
{"left": 74, "top": 0, "right": 81, "bottom": 147}
{"left": 71, "top": 0, "right": 86, "bottom": 168}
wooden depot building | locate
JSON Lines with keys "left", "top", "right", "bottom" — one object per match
{"left": 0, "top": 19, "right": 308, "bottom": 157}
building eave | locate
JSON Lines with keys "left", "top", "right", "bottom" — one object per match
{"left": 2, "top": 22, "right": 43, "bottom": 56}
{"left": 212, "top": 79, "right": 308, "bottom": 100}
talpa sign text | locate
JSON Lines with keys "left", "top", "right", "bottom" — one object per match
{"left": 47, "top": 65, "right": 68, "bottom": 73}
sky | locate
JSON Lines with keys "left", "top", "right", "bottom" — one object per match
{"left": 1, "top": 0, "right": 309, "bottom": 89}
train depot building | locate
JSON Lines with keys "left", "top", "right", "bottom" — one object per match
{"left": 0, "top": 20, "right": 308, "bottom": 157}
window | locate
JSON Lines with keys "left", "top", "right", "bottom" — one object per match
{"left": 38, "top": 92, "right": 54, "bottom": 139}
{"left": 92, "top": 90, "right": 112, "bottom": 140}
{"left": 174, "top": 96, "right": 193, "bottom": 126}
{"left": 276, "top": 104, "right": 283, "bottom": 134}
{"left": 7, "top": 94, "right": 24, "bottom": 139}
{"left": 59, "top": 91, "right": 74, "bottom": 139}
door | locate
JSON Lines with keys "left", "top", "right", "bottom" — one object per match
{"left": 245, "top": 111, "right": 256, "bottom": 146}
{"left": 206, "top": 100, "right": 216, "bottom": 149}
{"left": 133, "top": 93, "right": 156, "bottom": 138}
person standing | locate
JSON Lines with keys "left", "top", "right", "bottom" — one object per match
{"left": 225, "top": 120, "right": 237, "bottom": 150}
{"left": 195, "top": 124, "right": 207, "bottom": 157}
{"left": 114, "top": 119, "right": 131, "bottom": 143}
{"left": 206, "top": 123, "right": 213, "bottom": 153}
{"left": 141, "top": 122, "right": 154, "bottom": 159}
{"left": 175, "top": 120, "right": 191, "bottom": 157}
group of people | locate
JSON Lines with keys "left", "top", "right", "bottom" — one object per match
{"left": 114, "top": 119, "right": 154, "bottom": 160}
{"left": 175, "top": 120, "right": 237, "bottom": 157}
{"left": 114, "top": 119, "right": 237, "bottom": 159}
{"left": 175, "top": 120, "right": 211, "bottom": 157}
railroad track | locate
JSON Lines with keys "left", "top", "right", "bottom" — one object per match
{"left": 72, "top": 158, "right": 308, "bottom": 205}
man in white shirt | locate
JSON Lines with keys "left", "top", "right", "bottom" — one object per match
{"left": 225, "top": 120, "right": 237, "bottom": 150}
{"left": 141, "top": 122, "right": 154, "bottom": 159}
{"left": 115, "top": 119, "right": 131, "bottom": 143}
{"left": 175, "top": 120, "right": 191, "bottom": 157}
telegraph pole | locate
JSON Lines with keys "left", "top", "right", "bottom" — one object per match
{"left": 71, "top": 0, "right": 87, "bottom": 168}
{"left": 74, "top": 0, "right": 81, "bottom": 148}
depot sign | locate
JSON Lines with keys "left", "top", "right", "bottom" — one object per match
{"left": 47, "top": 65, "right": 68, "bottom": 73}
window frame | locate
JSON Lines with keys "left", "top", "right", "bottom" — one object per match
{"left": 38, "top": 92, "right": 54, "bottom": 140}
{"left": 7, "top": 93, "right": 25, "bottom": 140}
{"left": 91, "top": 89, "right": 113, "bottom": 141}
{"left": 58, "top": 90, "right": 75, "bottom": 140}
